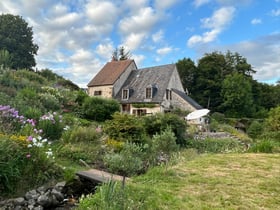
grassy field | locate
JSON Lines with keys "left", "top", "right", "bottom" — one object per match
{"left": 129, "top": 151, "right": 280, "bottom": 210}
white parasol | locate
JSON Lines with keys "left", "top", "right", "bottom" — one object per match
{"left": 185, "top": 109, "right": 210, "bottom": 120}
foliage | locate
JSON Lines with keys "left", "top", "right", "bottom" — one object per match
{"left": 249, "top": 140, "right": 275, "bottom": 153}
{"left": 143, "top": 113, "right": 187, "bottom": 146}
{"left": 221, "top": 72, "right": 254, "bottom": 117}
{"left": 247, "top": 120, "right": 264, "bottom": 139}
{"left": 176, "top": 57, "right": 197, "bottom": 94}
{"left": 112, "top": 46, "right": 131, "bottom": 61}
{"left": 103, "top": 113, "right": 145, "bottom": 143}
{"left": 186, "top": 138, "right": 243, "bottom": 153}
{"left": 82, "top": 96, "right": 120, "bottom": 122}
{"left": 264, "top": 106, "right": 280, "bottom": 131}
{"left": 37, "top": 112, "right": 65, "bottom": 140}
{"left": 0, "top": 14, "right": 38, "bottom": 69}
{"left": 61, "top": 125, "right": 102, "bottom": 144}
{"left": 103, "top": 142, "right": 145, "bottom": 177}
{"left": 0, "top": 49, "right": 12, "bottom": 69}
{"left": 151, "top": 127, "right": 179, "bottom": 161}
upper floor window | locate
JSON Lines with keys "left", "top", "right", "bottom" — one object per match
{"left": 94, "top": 90, "right": 102, "bottom": 96}
{"left": 122, "top": 89, "right": 129, "bottom": 100}
{"left": 146, "top": 87, "right": 152, "bottom": 99}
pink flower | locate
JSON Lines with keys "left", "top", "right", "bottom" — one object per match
{"left": 27, "top": 136, "right": 33, "bottom": 141}
{"left": 26, "top": 154, "right": 31, "bottom": 158}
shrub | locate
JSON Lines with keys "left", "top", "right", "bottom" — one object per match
{"left": 264, "top": 106, "right": 280, "bottom": 131}
{"left": 37, "top": 112, "right": 65, "bottom": 140}
{"left": 82, "top": 97, "right": 120, "bottom": 122}
{"left": 103, "top": 142, "right": 145, "bottom": 177}
{"left": 151, "top": 127, "right": 179, "bottom": 161}
{"left": 62, "top": 125, "right": 102, "bottom": 144}
{"left": 103, "top": 113, "right": 146, "bottom": 143}
{"left": 39, "top": 93, "right": 61, "bottom": 111}
{"left": 249, "top": 140, "right": 275, "bottom": 153}
{"left": 247, "top": 120, "right": 263, "bottom": 139}
{"left": 143, "top": 113, "right": 187, "bottom": 146}
{"left": 0, "top": 133, "right": 61, "bottom": 194}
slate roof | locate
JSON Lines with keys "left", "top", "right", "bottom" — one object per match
{"left": 115, "top": 64, "right": 176, "bottom": 103}
{"left": 172, "top": 88, "right": 203, "bottom": 110}
{"left": 87, "top": 59, "right": 135, "bottom": 87}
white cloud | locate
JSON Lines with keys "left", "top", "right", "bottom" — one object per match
{"left": 193, "top": 0, "right": 211, "bottom": 8}
{"left": 187, "top": 7, "right": 235, "bottom": 47}
{"left": 122, "top": 33, "right": 147, "bottom": 50}
{"left": 119, "top": 7, "right": 158, "bottom": 35}
{"left": 251, "top": 18, "right": 262, "bottom": 25}
{"left": 271, "top": 9, "right": 280, "bottom": 16}
{"left": 157, "top": 47, "right": 173, "bottom": 55}
{"left": 96, "top": 42, "right": 115, "bottom": 60}
{"left": 155, "top": 0, "right": 179, "bottom": 10}
{"left": 152, "top": 30, "right": 164, "bottom": 43}
{"left": 85, "top": 0, "right": 118, "bottom": 25}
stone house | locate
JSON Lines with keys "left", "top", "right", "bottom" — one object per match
{"left": 87, "top": 59, "right": 201, "bottom": 115}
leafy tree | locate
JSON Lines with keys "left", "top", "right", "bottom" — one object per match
{"left": 176, "top": 57, "right": 197, "bottom": 94}
{"left": 221, "top": 72, "right": 254, "bottom": 117}
{"left": 112, "top": 46, "right": 131, "bottom": 61}
{"left": 0, "top": 14, "right": 38, "bottom": 69}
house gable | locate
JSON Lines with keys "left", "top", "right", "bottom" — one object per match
{"left": 87, "top": 59, "right": 137, "bottom": 98}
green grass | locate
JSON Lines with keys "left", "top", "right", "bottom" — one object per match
{"left": 82, "top": 150, "right": 280, "bottom": 209}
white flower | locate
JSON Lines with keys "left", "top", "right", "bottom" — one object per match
{"left": 27, "top": 144, "right": 32, "bottom": 148}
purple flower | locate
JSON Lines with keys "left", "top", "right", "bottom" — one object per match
{"left": 27, "top": 136, "right": 33, "bottom": 141}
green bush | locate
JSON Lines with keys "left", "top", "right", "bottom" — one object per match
{"left": 151, "top": 127, "right": 179, "bottom": 160}
{"left": 186, "top": 138, "right": 243, "bottom": 153}
{"left": 39, "top": 93, "right": 60, "bottom": 111}
{"left": 103, "top": 113, "right": 146, "bottom": 143}
{"left": 247, "top": 120, "right": 263, "bottom": 139}
{"left": 82, "top": 97, "right": 120, "bottom": 122}
{"left": 37, "top": 112, "right": 65, "bottom": 140}
{"left": 249, "top": 140, "right": 275, "bottom": 153}
{"left": 62, "top": 125, "right": 102, "bottom": 144}
{"left": 0, "top": 134, "right": 62, "bottom": 194}
{"left": 104, "top": 142, "right": 145, "bottom": 177}
{"left": 143, "top": 113, "right": 187, "bottom": 146}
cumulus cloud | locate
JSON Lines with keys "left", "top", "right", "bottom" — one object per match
{"left": 152, "top": 30, "right": 164, "bottom": 43}
{"left": 251, "top": 18, "right": 262, "bottom": 25}
{"left": 187, "top": 7, "right": 235, "bottom": 47}
{"left": 193, "top": 0, "right": 211, "bottom": 8}
{"left": 157, "top": 47, "right": 173, "bottom": 55}
{"left": 154, "top": 0, "right": 179, "bottom": 10}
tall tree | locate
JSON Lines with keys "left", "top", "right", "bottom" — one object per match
{"left": 111, "top": 46, "right": 131, "bottom": 61}
{"left": 0, "top": 14, "right": 38, "bottom": 69}
{"left": 221, "top": 72, "right": 254, "bottom": 117}
{"left": 176, "top": 58, "right": 197, "bottom": 95}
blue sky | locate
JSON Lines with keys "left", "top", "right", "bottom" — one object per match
{"left": 0, "top": 0, "right": 279, "bottom": 87}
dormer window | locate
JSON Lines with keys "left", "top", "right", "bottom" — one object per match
{"left": 146, "top": 87, "right": 152, "bottom": 99}
{"left": 122, "top": 89, "right": 129, "bottom": 100}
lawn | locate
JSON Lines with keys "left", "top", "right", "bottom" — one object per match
{"left": 129, "top": 151, "right": 280, "bottom": 209}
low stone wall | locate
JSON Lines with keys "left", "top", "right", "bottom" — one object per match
{"left": 0, "top": 177, "right": 97, "bottom": 210}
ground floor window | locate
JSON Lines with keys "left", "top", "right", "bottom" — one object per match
{"left": 132, "top": 109, "right": 147, "bottom": 116}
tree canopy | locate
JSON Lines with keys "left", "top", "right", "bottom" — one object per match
{"left": 176, "top": 51, "right": 280, "bottom": 118}
{"left": 112, "top": 46, "right": 131, "bottom": 61}
{"left": 0, "top": 14, "right": 38, "bottom": 69}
